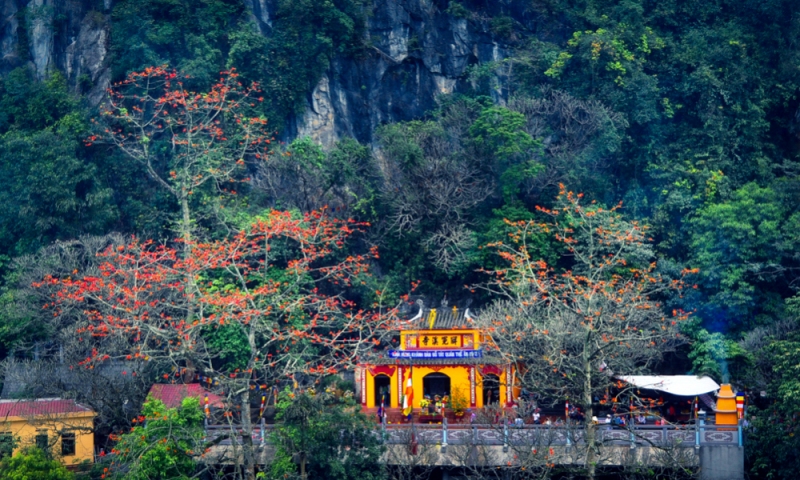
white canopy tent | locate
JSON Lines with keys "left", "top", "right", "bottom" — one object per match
{"left": 616, "top": 375, "right": 720, "bottom": 396}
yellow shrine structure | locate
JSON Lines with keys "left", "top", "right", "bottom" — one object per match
{"left": 357, "top": 303, "right": 518, "bottom": 411}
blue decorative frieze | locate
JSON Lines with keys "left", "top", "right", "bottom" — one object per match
{"left": 387, "top": 349, "right": 483, "bottom": 359}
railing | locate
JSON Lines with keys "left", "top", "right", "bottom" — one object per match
{"left": 203, "top": 421, "right": 741, "bottom": 448}
{"left": 379, "top": 422, "right": 741, "bottom": 448}
{"left": 205, "top": 420, "right": 273, "bottom": 446}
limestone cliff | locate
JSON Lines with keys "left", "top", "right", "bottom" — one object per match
{"left": 1, "top": 0, "right": 110, "bottom": 104}
{"left": 283, "top": 0, "right": 513, "bottom": 146}
{"left": 0, "top": 0, "right": 519, "bottom": 144}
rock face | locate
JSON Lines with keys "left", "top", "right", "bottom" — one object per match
{"left": 286, "top": 0, "right": 512, "bottom": 146}
{"left": 0, "top": 0, "right": 515, "bottom": 144}
{"left": 0, "top": 0, "right": 110, "bottom": 102}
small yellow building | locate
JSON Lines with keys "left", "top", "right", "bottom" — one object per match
{"left": 0, "top": 398, "right": 96, "bottom": 465}
{"left": 357, "top": 305, "right": 517, "bottom": 411}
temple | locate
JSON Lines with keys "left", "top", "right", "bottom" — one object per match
{"left": 356, "top": 303, "right": 519, "bottom": 413}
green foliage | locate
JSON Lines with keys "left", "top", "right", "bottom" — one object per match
{"left": 0, "top": 263, "right": 46, "bottom": 359}
{"left": 201, "top": 322, "right": 250, "bottom": 371}
{"left": 268, "top": 388, "right": 386, "bottom": 480}
{"left": 545, "top": 26, "right": 660, "bottom": 87}
{"left": 745, "top": 336, "right": 800, "bottom": 479}
{"left": 110, "top": 0, "right": 245, "bottom": 86}
{"left": 490, "top": 16, "right": 514, "bottom": 40}
{"left": 376, "top": 120, "right": 445, "bottom": 167}
{"left": 477, "top": 203, "right": 559, "bottom": 273}
{"left": 445, "top": 2, "right": 470, "bottom": 19}
{"left": 111, "top": 0, "right": 366, "bottom": 189}
{"left": 683, "top": 321, "right": 747, "bottom": 381}
{"left": 109, "top": 397, "right": 204, "bottom": 480}
{"left": 0, "top": 131, "right": 116, "bottom": 256}
{"left": 0, "top": 69, "right": 116, "bottom": 258}
{"left": 468, "top": 105, "right": 543, "bottom": 200}
{"left": 0, "top": 447, "right": 74, "bottom": 480}
{"left": 469, "top": 107, "right": 540, "bottom": 163}
{"left": 689, "top": 183, "right": 800, "bottom": 328}
{"left": 0, "top": 68, "right": 80, "bottom": 134}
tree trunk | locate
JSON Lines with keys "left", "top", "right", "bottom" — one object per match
{"left": 240, "top": 324, "right": 259, "bottom": 480}
{"left": 240, "top": 387, "right": 256, "bottom": 480}
{"left": 584, "top": 359, "right": 597, "bottom": 480}
{"left": 180, "top": 193, "right": 195, "bottom": 323}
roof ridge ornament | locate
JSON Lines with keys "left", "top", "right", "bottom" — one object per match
{"left": 404, "top": 300, "right": 424, "bottom": 324}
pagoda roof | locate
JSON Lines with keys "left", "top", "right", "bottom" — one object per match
{"left": 401, "top": 302, "right": 477, "bottom": 330}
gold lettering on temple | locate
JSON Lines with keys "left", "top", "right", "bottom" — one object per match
{"left": 400, "top": 331, "right": 473, "bottom": 350}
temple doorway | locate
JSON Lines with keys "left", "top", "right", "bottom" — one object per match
{"left": 422, "top": 373, "right": 451, "bottom": 399}
{"left": 374, "top": 374, "right": 391, "bottom": 407}
{"left": 482, "top": 374, "right": 500, "bottom": 405}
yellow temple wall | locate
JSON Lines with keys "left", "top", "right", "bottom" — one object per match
{"left": 365, "top": 368, "right": 400, "bottom": 408}
{"left": 474, "top": 370, "right": 509, "bottom": 409}
{"left": 364, "top": 365, "right": 515, "bottom": 409}
{"left": 409, "top": 366, "right": 471, "bottom": 409}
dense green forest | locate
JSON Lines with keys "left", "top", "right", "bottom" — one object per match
{"left": 1, "top": 0, "right": 800, "bottom": 478}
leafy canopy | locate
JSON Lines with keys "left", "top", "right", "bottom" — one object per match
{"left": 0, "top": 447, "right": 74, "bottom": 480}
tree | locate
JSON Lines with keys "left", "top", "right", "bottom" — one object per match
{"left": 108, "top": 397, "right": 205, "bottom": 480}
{"left": 96, "top": 66, "right": 272, "bottom": 251}
{"left": 475, "top": 186, "right": 694, "bottom": 479}
{"left": 0, "top": 130, "right": 115, "bottom": 257}
{"left": 268, "top": 388, "right": 386, "bottom": 480}
{"left": 253, "top": 137, "right": 377, "bottom": 216}
{"left": 745, "top": 337, "right": 800, "bottom": 480}
{"left": 689, "top": 182, "right": 800, "bottom": 330}
{"left": 0, "top": 447, "right": 74, "bottom": 480}
{"left": 96, "top": 66, "right": 274, "bottom": 325}
{"left": 109, "top": 0, "right": 246, "bottom": 87}
{"left": 37, "top": 210, "right": 397, "bottom": 480}
{"left": 0, "top": 68, "right": 116, "bottom": 260}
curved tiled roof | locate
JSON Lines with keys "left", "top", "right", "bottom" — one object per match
{"left": 401, "top": 305, "right": 478, "bottom": 330}
{"left": 0, "top": 398, "right": 93, "bottom": 418}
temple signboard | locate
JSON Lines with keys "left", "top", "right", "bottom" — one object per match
{"left": 401, "top": 330, "right": 478, "bottom": 350}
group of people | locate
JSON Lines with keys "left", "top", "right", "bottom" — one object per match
{"left": 590, "top": 412, "right": 672, "bottom": 427}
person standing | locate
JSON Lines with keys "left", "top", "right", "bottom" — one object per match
{"left": 667, "top": 404, "right": 676, "bottom": 423}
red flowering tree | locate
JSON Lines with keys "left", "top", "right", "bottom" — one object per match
{"left": 93, "top": 66, "right": 272, "bottom": 248}
{"left": 37, "top": 210, "right": 397, "bottom": 480}
{"left": 93, "top": 66, "right": 273, "bottom": 326}
{"left": 475, "top": 186, "right": 696, "bottom": 479}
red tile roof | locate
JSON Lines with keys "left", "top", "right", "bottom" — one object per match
{"left": 0, "top": 398, "right": 93, "bottom": 418}
{"left": 148, "top": 384, "right": 225, "bottom": 409}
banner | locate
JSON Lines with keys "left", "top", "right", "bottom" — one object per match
{"left": 388, "top": 349, "right": 483, "bottom": 359}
